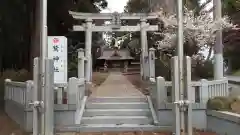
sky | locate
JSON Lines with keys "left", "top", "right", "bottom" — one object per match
{"left": 101, "top": 0, "right": 213, "bottom": 13}
{"left": 101, "top": 0, "right": 128, "bottom": 13}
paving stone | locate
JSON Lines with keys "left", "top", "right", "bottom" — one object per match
{"left": 90, "top": 72, "right": 144, "bottom": 97}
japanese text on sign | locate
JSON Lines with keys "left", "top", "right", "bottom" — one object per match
{"left": 48, "top": 36, "right": 68, "bottom": 84}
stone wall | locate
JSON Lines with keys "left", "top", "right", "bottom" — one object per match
{"left": 157, "top": 104, "right": 207, "bottom": 129}
{"left": 207, "top": 110, "right": 240, "bottom": 135}
{"left": 5, "top": 99, "right": 77, "bottom": 132}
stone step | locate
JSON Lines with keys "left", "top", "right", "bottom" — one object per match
{"left": 88, "top": 97, "right": 147, "bottom": 103}
{"left": 56, "top": 124, "right": 172, "bottom": 132}
{"left": 86, "top": 102, "right": 149, "bottom": 109}
{"left": 83, "top": 109, "right": 151, "bottom": 117}
{"left": 81, "top": 116, "right": 152, "bottom": 125}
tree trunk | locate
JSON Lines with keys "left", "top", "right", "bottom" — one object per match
{"left": 30, "top": 0, "right": 41, "bottom": 76}
{"left": 206, "top": 46, "right": 213, "bottom": 61}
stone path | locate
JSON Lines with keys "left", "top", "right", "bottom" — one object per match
{"left": 90, "top": 72, "right": 144, "bottom": 97}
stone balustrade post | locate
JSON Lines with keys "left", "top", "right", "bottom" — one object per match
{"left": 149, "top": 48, "right": 156, "bottom": 78}
{"left": 85, "top": 18, "right": 93, "bottom": 82}
{"left": 78, "top": 48, "right": 85, "bottom": 79}
{"left": 200, "top": 79, "right": 209, "bottom": 103}
{"left": 68, "top": 77, "right": 78, "bottom": 105}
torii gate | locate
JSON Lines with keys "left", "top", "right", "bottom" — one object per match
{"left": 69, "top": 11, "right": 159, "bottom": 82}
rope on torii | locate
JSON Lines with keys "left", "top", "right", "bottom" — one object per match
{"left": 111, "top": 33, "right": 131, "bottom": 48}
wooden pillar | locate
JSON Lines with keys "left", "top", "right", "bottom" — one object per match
{"left": 85, "top": 18, "right": 93, "bottom": 82}
{"left": 140, "top": 18, "right": 149, "bottom": 80}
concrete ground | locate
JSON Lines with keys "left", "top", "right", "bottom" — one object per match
{"left": 0, "top": 110, "right": 29, "bottom": 135}
{"left": 90, "top": 72, "right": 144, "bottom": 97}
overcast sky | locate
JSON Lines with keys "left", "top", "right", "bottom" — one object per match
{"left": 101, "top": 0, "right": 213, "bottom": 13}
{"left": 101, "top": 0, "right": 128, "bottom": 13}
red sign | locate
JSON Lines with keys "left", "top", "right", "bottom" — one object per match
{"left": 53, "top": 38, "right": 59, "bottom": 44}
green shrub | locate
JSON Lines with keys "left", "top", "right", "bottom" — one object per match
{"left": 232, "top": 69, "right": 240, "bottom": 76}
{"left": 207, "top": 98, "right": 225, "bottom": 110}
{"left": 207, "top": 96, "right": 233, "bottom": 111}
{"left": 68, "top": 61, "right": 77, "bottom": 78}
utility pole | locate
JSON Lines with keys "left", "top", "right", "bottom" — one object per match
{"left": 213, "top": 0, "right": 223, "bottom": 79}
{"left": 39, "top": 0, "right": 48, "bottom": 134}
{"left": 176, "top": 0, "right": 185, "bottom": 134}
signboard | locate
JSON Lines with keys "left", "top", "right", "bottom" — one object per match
{"left": 48, "top": 36, "right": 68, "bottom": 84}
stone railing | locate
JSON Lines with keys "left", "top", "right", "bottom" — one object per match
{"left": 4, "top": 77, "right": 85, "bottom": 132}
{"left": 4, "top": 77, "right": 85, "bottom": 106}
{"left": 4, "top": 79, "right": 31, "bottom": 107}
{"left": 149, "top": 77, "right": 229, "bottom": 110}
{"left": 148, "top": 76, "right": 229, "bottom": 129}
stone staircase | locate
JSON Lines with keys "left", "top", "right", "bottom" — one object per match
{"left": 76, "top": 97, "right": 170, "bottom": 132}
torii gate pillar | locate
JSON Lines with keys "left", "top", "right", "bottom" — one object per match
{"left": 85, "top": 18, "right": 93, "bottom": 82}
{"left": 140, "top": 19, "right": 149, "bottom": 80}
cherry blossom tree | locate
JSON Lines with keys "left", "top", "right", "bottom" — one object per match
{"left": 155, "top": 7, "right": 237, "bottom": 52}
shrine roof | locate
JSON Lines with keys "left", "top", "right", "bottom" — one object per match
{"left": 97, "top": 48, "right": 134, "bottom": 60}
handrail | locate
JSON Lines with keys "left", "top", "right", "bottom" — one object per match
{"left": 5, "top": 79, "right": 27, "bottom": 87}
{"left": 147, "top": 96, "right": 159, "bottom": 125}
{"left": 75, "top": 96, "right": 88, "bottom": 124}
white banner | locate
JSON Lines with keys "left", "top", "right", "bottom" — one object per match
{"left": 48, "top": 36, "right": 68, "bottom": 84}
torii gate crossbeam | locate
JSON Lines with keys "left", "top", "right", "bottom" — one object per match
{"left": 73, "top": 25, "right": 158, "bottom": 32}
{"left": 69, "top": 11, "right": 159, "bottom": 20}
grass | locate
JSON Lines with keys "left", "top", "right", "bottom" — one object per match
{"left": 232, "top": 69, "right": 240, "bottom": 76}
